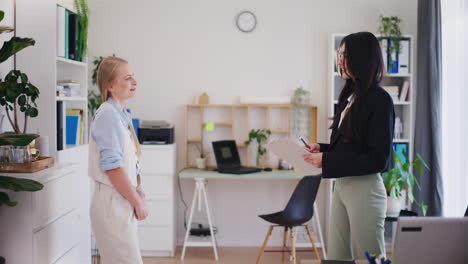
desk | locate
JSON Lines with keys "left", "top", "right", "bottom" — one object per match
{"left": 179, "top": 168, "right": 326, "bottom": 261}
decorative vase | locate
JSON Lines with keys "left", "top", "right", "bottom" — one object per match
{"left": 196, "top": 157, "right": 206, "bottom": 169}
{"left": 386, "top": 196, "right": 402, "bottom": 217}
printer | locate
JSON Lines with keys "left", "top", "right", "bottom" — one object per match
{"left": 138, "top": 120, "right": 174, "bottom": 144}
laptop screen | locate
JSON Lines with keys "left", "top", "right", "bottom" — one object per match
{"left": 212, "top": 140, "right": 241, "bottom": 169}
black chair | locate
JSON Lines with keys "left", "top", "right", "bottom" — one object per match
{"left": 464, "top": 206, "right": 468, "bottom": 217}
{"left": 256, "top": 175, "right": 322, "bottom": 264}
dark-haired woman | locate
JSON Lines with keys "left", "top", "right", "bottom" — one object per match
{"left": 303, "top": 32, "right": 394, "bottom": 260}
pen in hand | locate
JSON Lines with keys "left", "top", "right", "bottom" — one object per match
{"left": 300, "top": 137, "right": 319, "bottom": 153}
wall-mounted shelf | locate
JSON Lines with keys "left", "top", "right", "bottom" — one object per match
{"left": 185, "top": 104, "right": 318, "bottom": 168}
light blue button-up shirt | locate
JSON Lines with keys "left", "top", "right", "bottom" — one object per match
{"left": 91, "top": 97, "right": 133, "bottom": 171}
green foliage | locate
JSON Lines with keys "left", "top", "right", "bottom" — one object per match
{"left": 88, "top": 91, "right": 103, "bottom": 117}
{"left": 0, "top": 176, "right": 44, "bottom": 207}
{"left": 0, "top": 70, "right": 40, "bottom": 134}
{"left": 0, "top": 133, "right": 39, "bottom": 146}
{"left": 0, "top": 37, "right": 35, "bottom": 64}
{"left": 92, "top": 56, "right": 104, "bottom": 86}
{"left": 244, "top": 129, "right": 271, "bottom": 166}
{"left": 75, "top": 0, "right": 88, "bottom": 61}
{"left": 381, "top": 150, "right": 430, "bottom": 216}
{"left": 378, "top": 16, "right": 402, "bottom": 71}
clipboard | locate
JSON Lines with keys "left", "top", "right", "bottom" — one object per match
{"left": 266, "top": 137, "right": 322, "bottom": 176}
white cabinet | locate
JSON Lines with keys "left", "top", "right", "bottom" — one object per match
{"left": 139, "top": 144, "right": 177, "bottom": 257}
{"left": 0, "top": 163, "right": 90, "bottom": 264}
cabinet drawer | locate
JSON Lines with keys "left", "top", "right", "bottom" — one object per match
{"left": 141, "top": 148, "right": 175, "bottom": 174}
{"left": 138, "top": 226, "right": 174, "bottom": 251}
{"left": 140, "top": 200, "right": 173, "bottom": 226}
{"left": 54, "top": 245, "right": 80, "bottom": 264}
{"left": 33, "top": 172, "right": 76, "bottom": 229}
{"left": 34, "top": 210, "right": 79, "bottom": 264}
{"left": 142, "top": 175, "right": 173, "bottom": 200}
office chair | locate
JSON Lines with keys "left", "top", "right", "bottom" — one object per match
{"left": 465, "top": 206, "right": 468, "bottom": 217}
{"left": 256, "top": 175, "right": 322, "bottom": 264}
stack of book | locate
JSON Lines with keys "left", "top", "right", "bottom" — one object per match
{"left": 382, "top": 86, "right": 400, "bottom": 102}
{"left": 56, "top": 5, "right": 82, "bottom": 61}
{"left": 57, "top": 80, "right": 81, "bottom": 97}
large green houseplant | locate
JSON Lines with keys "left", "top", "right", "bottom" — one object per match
{"left": 0, "top": 10, "right": 43, "bottom": 208}
{"left": 381, "top": 150, "right": 429, "bottom": 216}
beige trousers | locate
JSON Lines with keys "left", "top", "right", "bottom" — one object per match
{"left": 90, "top": 182, "right": 143, "bottom": 264}
{"left": 328, "top": 174, "right": 387, "bottom": 260}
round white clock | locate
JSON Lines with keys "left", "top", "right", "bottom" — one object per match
{"left": 236, "top": 11, "right": 257, "bottom": 33}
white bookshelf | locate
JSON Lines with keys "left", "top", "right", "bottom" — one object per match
{"left": 327, "top": 33, "right": 415, "bottom": 252}
{"left": 13, "top": 0, "right": 91, "bottom": 263}
{"left": 328, "top": 33, "right": 415, "bottom": 171}
{"left": 55, "top": 3, "right": 89, "bottom": 152}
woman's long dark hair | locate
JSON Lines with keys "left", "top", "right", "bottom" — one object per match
{"left": 333, "top": 31, "right": 385, "bottom": 141}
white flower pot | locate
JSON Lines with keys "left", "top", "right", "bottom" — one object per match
{"left": 386, "top": 196, "right": 402, "bottom": 217}
{"left": 195, "top": 158, "right": 206, "bottom": 169}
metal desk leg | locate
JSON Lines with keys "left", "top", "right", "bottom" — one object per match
{"left": 313, "top": 202, "right": 327, "bottom": 259}
{"left": 180, "top": 178, "right": 219, "bottom": 261}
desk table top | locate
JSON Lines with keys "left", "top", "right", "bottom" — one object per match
{"left": 179, "top": 168, "right": 308, "bottom": 179}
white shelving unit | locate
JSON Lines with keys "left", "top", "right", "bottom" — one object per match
{"left": 327, "top": 33, "right": 415, "bottom": 252}
{"left": 55, "top": 3, "right": 89, "bottom": 153}
{"left": 11, "top": 0, "right": 91, "bottom": 263}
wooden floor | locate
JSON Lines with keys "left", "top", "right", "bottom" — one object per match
{"left": 94, "top": 247, "right": 322, "bottom": 264}
{"left": 143, "top": 247, "right": 322, "bottom": 264}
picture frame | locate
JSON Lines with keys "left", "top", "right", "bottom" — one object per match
{"left": 393, "top": 142, "right": 409, "bottom": 163}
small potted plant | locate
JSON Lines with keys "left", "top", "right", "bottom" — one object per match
{"left": 193, "top": 144, "right": 210, "bottom": 169}
{"left": 381, "top": 150, "right": 429, "bottom": 216}
{"left": 378, "top": 15, "right": 403, "bottom": 71}
{"left": 244, "top": 128, "right": 271, "bottom": 166}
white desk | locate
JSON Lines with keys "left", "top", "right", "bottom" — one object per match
{"left": 179, "top": 168, "right": 326, "bottom": 261}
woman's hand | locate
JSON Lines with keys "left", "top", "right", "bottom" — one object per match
{"left": 304, "top": 143, "right": 320, "bottom": 153}
{"left": 134, "top": 199, "right": 148, "bottom": 221}
{"left": 303, "top": 152, "right": 323, "bottom": 168}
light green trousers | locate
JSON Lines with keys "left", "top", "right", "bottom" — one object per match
{"left": 328, "top": 174, "right": 387, "bottom": 260}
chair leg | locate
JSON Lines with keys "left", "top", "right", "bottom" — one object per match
{"left": 305, "top": 225, "right": 321, "bottom": 260}
{"left": 256, "top": 226, "right": 274, "bottom": 264}
{"left": 290, "top": 227, "right": 296, "bottom": 264}
{"left": 282, "top": 226, "right": 288, "bottom": 261}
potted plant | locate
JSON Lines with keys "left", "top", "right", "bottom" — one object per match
{"left": 244, "top": 128, "right": 271, "bottom": 166}
{"left": 381, "top": 150, "right": 429, "bottom": 216}
{"left": 292, "top": 86, "right": 310, "bottom": 106}
{"left": 192, "top": 143, "right": 210, "bottom": 169}
{"left": 378, "top": 15, "right": 403, "bottom": 71}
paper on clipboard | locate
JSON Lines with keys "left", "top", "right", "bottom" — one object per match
{"left": 266, "top": 138, "right": 322, "bottom": 176}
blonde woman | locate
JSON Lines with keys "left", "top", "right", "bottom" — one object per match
{"left": 89, "top": 56, "right": 148, "bottom": 263}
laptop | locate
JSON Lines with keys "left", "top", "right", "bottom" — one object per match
{"left": 393, "top": 217, "right": 468, "bottom": 264}
{"left": 212, "top": 140, "right": 261, "bottom": 174}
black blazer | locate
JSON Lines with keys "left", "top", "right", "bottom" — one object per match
{"left": 319, "top": 85, "right": 395, "bottom": 178}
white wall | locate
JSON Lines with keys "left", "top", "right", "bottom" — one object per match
{"left": 88, "top": 0, "right": 417, "bottom": 247}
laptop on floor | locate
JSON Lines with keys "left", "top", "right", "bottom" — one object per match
{"left": 393, "top": 217, "right": 468, "bottom": 264}
{"left": 212, "top": 140, "right": 261, "bottom": 174}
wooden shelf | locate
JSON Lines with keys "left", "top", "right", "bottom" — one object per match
{"left": 271, "top": 129, "right": 289, "bottom": 133}
{"left": 203, "top": 122, "right": 232, "bottom": 126}
{"left": 187, "top": 138, "right": 202, "bottom": 143}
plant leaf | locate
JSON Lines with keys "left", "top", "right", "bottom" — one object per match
{"left": 0, "top": 133, "right": 39, "bottom": 146}
{"left": 0, "top": 37, "right": 35, "bottom": 64}
{"left": 0, "top": 176, "right": 43, "bottom": 192}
